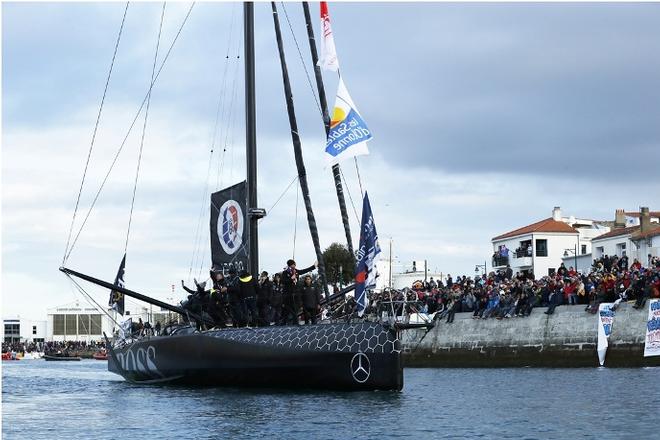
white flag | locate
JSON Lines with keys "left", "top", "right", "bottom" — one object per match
{"left": 318, "top": 2, "right": 340, "bottom": 72}
{"left": 324, "top": 77, "right": 373, "bottom": 164}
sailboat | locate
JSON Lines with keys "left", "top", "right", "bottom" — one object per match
{"left": 60, "top": 2, "right": 403, "bottom": 391}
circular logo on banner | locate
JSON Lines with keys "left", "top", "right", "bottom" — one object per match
{"left": 217, "top": 200, "right": 244, "bottom": 255}
{"left": 350, "top": 352, "right": 371, "bottom": 383}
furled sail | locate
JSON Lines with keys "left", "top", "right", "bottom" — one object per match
{"left": 210, "top": 181, "right": 249, "bottom": 275}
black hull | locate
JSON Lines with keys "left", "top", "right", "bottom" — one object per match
{"left": 108, "top": 322, "right": 402, "bottom": 391}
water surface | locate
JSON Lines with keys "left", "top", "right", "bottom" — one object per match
{"left": 2, "top": 361, "right": 657, "bottom": 439}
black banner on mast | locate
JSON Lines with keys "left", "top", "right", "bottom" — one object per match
{"left": 210, "top": 181, "right": 249, "bottom": 275}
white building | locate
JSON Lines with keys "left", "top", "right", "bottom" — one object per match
{"left": 592, "top": 207, "right": 660, "bottom": 266}
{"left": 491, "top": 207, "right": 608, "bottom": 278}
{"left": 374, "top": 259, "right": 444, "bottom": 291}
{"left": 45, "top": 299, "right": 177, "bottom": 342}
{"left": 2, "top": 317, "right": 47, "bottom": 344}
{"left": 46, "top": 301, "right": 115, "bottom": 342}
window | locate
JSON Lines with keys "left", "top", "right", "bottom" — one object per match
{"left": 53, "top": 315, "right": 65, "bottom": 335}
{"left": 90, "top": 315, "right": 102, "bottom": 335}
{"left": 595, "top": 246, "right": 604, "bottom": 258}
{"left": 4, "top": 323, "right": 20, "bottom": 336}
{"left": 616, "top": 242, "right": 627, "bottom": 257}
{"left": 32, "top": 325, "right": 37, "bottom": 335}
{"left": 65, "top": 315, "right": 77, "bottom": 336}
{"left": 535, "top": 239, "right": 548, "bottom": 257}
{"left": 78, "top": 314, "right": 90, "bottom": 335}
{"left": 581, "top": 245, "right": 587, "bottom": 255}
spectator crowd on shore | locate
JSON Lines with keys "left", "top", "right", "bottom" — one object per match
{"left": 363, "top": 255, "right": 660, "bottom": 323}
{"left": 2, "top": 340, "right": 106, "bottom": 355}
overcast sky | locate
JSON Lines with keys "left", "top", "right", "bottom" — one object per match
{"left": 3, "top": 1, "right": 660, "bottom": 320}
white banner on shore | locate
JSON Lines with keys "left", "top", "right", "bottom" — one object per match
{"left": 597, "top": 303, "right": 615, "bottom": 366}
{"left": 644, "top": 299, "right": 660, "bottom": 357}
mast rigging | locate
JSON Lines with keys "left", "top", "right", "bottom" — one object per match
{"left": 301, "top": 1, "right": 355, "bottom": 259}
{"left": 271, "top": 1, "right": 329, "bottom": 299}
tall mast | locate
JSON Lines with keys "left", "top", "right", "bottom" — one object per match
{"left": 244, "top": 2, "right": 259, "bottom": 276}
{"left": 271, "top": 2, "right": 329, "bottom": 299}
{"left": 301, "top": 2, "right": 355, "bottom": 259}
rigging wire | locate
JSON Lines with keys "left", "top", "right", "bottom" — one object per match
{"left": 188, "top": 148, "right": 214, "bottom": 282}
{"left": 223, "top": 28, "right": 243, "bottom": 186}
{"left": 63, "top": 2, "right": 130, "bottom": 265}
{"left": 63, "top": 2, "right": 196, "bottom": 263}
{"left": 292, "top": 177, "right": 300, "bottom": 259}
{"left": 280, "top": 2, "right": 323, "bottom": 117}
{"left": 339, "top": 167, "right": 361, "bottom": 223}
{"left": 215, "top": 2, "right": 238, "bottom": 190}
{"left": 125, "top": 2, "right": 166, "bottom": 254}
{"left": 265, "top": 174, "right": 298, "bottom": 214}
{"left": 65, "top": 275, "right": 121, "bottom": 329}
{"left": 354, "top": 156, "right": 365, "bottom": 198}
{"left": 189, "top": 3, "right": 239, "bottom": 279}
{"left": 225, "top": 49, "right": 242, "bottom": 185}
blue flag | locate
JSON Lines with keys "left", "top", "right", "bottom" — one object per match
{"left": 354, "top": 193, "right": 381, "bottom": 317}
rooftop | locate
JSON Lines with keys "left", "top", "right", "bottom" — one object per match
{"left": 625, "top": 211, "right": 660, "bottom": 218}
{"left": 592, "top": 225, "right": 640, "bottom": 241}
{"left": 632, "top": 226, "right": 660, "bottom": 241}
{"left": 492, "top": 217, "right": 578, "bottom": 241}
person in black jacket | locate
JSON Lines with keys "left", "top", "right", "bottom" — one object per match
{"left": 181, "top": 279, "right": 209, "bottom": 329}
{"left": 208, "top": 269, "right": 229, "bottom": 328}
{"left": 281, "top": 259, "right": 317, "bottom": 325}
{"left": 270, "top": 273, "right": 284, "bottom": 325}
{"left": 300, "top": 275, "right": 322, "bottom": 325}
{"left": 238, "top": 270, "right": 259, "bottom": 327}
{"left": 257, "top": 271, "right": 272, "bottom": 326}
{"left": 225, "top": 269, "right": 245, "bottom": 327}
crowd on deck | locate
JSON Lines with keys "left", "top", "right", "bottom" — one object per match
{"left": 177, "top": 259, "right": 325, "bottom": 330}
{"left": 363, "top": 255, "right": 660, "bottom": 323}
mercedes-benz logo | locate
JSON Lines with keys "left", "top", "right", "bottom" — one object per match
{"left": 350, "top": 352, "right": 371, "bottom": 383}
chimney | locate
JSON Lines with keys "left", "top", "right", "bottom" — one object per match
{"left": 640, "top": 206, "right": 651, "bottom": 232}
{"left": 614, "top": 209, "right": 626, "bottom": 229}
{"left": 552, "top": 206, "right": 562, "bottom": 221}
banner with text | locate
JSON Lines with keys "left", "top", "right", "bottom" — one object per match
{"left": 644, "top": 299, "right": 660, "bottom": 357}
{"left": 597, "top": 302, "right": 615, "bottom": 366}
{"left": 325, "top": 78, "right": 373, "bottom": 165}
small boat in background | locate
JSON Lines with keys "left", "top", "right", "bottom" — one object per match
{"left": 93, "top": 350, "right": 108, "bottom": 361}
{"left": 2, "top": 352, "right": 20, "bottom": 361}
{"left": 44, "top": 354, "right": 82, "bottom": 361}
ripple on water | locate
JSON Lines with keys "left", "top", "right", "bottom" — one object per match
{"left": 3, "top": 362, "right": 660, "bottom": 439}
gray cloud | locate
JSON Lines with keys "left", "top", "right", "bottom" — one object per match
{"left": 4, "top": 2, "right": 660, "bottom": 319}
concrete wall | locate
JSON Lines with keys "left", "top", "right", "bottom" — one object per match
{"left": 401, "top": 302, "right": 660, "bottom": 367}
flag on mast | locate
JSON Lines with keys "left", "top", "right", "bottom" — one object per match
{"left": 354, "top": 193, "right": 381, "bottom": 317}
{"left": 318, "top": 1, "right": 340, "bottom": 72}
{"left": 109, "top": 253, "right": 126, "bottom": 315}
{"left": 325, "top": 77, "right": 373, "bottom": 164}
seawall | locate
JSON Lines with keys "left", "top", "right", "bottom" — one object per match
{"left": 401, "top": 303, "right": 660, "bottom": 367}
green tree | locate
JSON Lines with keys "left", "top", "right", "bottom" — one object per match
{"left": 322, "top": 242, "right": 355, "bottom": 287}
